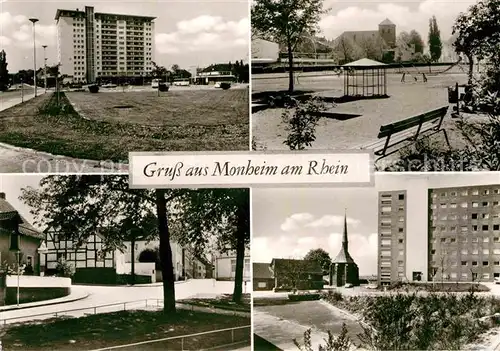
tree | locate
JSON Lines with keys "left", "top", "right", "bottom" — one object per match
{"left": 171, "top": 64, "right": 180, "bottom": 73}
{"left": 409, "top": 30, "right": 425, "bottom": 54}
{"left": 171, "top": 189, "right": 250, "bottom": 303}
{"left": 252, "top": 0, "right": 326, "bottom": 92}
{"left": 0, "top": 50, "right": 9, "bottom": 91}
{"left": 20, "top": 176, "right": 250, "bottom": 312}
{"left": 358, "top": 37, "right": 384, "bottom": 60}
{"left": 428, "top": 16, "right": 443, "bottom": 62}
{"left": 304, "top": 248, "right": 331, "bottom": 274}
{"left": 337, "top": 37, "right": 355, "bottom": 63}
{"left": 151, "top": 61, "right": 169, "bottom": 81}
{"left": 453, "top": 0, "right": 500, "bottom": 85}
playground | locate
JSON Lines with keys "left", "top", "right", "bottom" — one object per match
{"left": 252, "top": 61, "right": 477, "bottom": 153}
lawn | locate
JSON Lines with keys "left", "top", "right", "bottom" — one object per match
{"left": 67, "top": 90, "right": 248, "bottom": 126}
{"left": 0, "top": 309, "right": 251, "bottom": 350}
{"left": 178, "top": 293, "right": 251, "bottom": 312}
{"left": 0, "top": 89, "right": 249, "bottom": 161}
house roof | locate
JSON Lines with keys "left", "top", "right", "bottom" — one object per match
{"left": 253, "top": 262, "right": 273, "bottom": 279}
{"left": 343, "top": 58, "right": 387, "bottom": 68}
{"left": 271, "top": 258, "right": 323, "bottom": 274}
{"left": 380, "top": 18, "right": 395, "bottom": 26}
{"left": 0, "top": 193, "right": 44, "bottom": 240}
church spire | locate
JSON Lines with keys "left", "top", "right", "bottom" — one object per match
{"left": 332, "top": 208, "right": 355, "bottom": 264}
{"left": 343, "top": 209, "right": 348, "bottom": 252}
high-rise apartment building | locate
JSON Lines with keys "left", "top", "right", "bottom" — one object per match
{"left": 377, "top": 183, "right": 500, "bottom": 285}
{"left": 378, "top": 190, "right": 407, "bottom": 285}
{"left": 55, "top": 6, "right": 155, "bottom": 83}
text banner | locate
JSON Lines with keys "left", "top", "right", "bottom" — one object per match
{"left": 129, "top": 151, "right": 374, "bottom": 188}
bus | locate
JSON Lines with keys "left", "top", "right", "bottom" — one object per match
{"left": 173, "top": 78, "right": 190, "bottom": 86}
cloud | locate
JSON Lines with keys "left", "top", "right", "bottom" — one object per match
{"left": 0, "top": 12, "right": 56, "bottom": 50}
{"left": 155, "top": 15, "right": 248, "bottom": 55}
{"left": 319, "top": 0, "right": 475, "bottom": 41}
{"left": 280, "top": 212, "right": 315, "bottom": 232}
{"left": 306, "top": 215, "right": 360, "bottom": 229}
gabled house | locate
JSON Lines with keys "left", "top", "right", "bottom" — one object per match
{"left": 215, "top": 249, "right": 250, "bottom": 281}
{"left": 0, "top": 192, "right": 44, "bottom": 275}
{"left": 253, "top": 262, "right": 274, "bottom": 291}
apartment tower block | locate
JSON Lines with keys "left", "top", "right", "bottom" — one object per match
{"left": 378, "top": 184, "right": 500, "bottom": 285}
{"left": 55, "top": 6, "right": 155, "bottom": 83}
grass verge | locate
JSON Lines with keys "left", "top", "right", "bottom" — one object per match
{"left": 0, "top": 309, "right": 250, "bottom": 350}
{"left": 178, "top": 293, "right": 251, "bottom": 313}
{"left": 0, "top": 91, "right": 248, "bottom": 161}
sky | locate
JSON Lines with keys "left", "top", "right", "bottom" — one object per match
{"left": 252, "top": 173, "right": 500, "bottom": 276}
{"left": 0, "top": 174, "right": 43, "bottom": 230}
{"left": 0, "top": 0, "right": 249, "bottom": 72}
{"left": 318, "top": 0, "right": 476, "bottom": 42}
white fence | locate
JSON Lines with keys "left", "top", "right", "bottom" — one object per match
{"left": 5, "top": 275, "right": 71, "bottom": 288}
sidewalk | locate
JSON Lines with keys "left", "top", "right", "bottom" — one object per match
{"left": 0, "top": 285, "right": 89, "bottom": 312}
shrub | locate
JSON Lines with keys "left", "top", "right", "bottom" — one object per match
{"left": 158, "top": 83, "right": 169, "bottom": 92}
{"left": 281, "top": 96, "right": 327, "bottom": 150}
{"left": 294, "top": 324, "right": 352, "bottom": 351}
{"left": 220, "top": 82, "right": 231, "bottom": 90}
{"left": 88, "top": 85, "right": 99, "bottom": 93}
{"left": 55, "top": 258, "right": 75, "bottom": 278}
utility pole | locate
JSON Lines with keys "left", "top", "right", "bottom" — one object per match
{"left": 42, "top": 45, "right": 47, "bottom": 93}
{"left": 29, "top": 18, "right": 39, "bottom": 97}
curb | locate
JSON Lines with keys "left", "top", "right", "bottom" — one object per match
{"left": 0, "top": 291, "right": 90, "bottom": 312}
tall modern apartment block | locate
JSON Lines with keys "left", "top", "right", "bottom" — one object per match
{"left": 378, "top": 190, "right": 407, "bottom": 286}
{"left": 378, "top": 184, "right": 500, "bottom": 285}
{"left": 55, "top": 6, "right": 155, "bottom": 83}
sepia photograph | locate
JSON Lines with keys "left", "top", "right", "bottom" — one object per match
{"left": 251, "top": 0, "right": 500, "bottom": 172}
{"left": 0, "top": 175, "right": 250, "bottom": 350}
{"left": 252, "top": 172, "right": 500, "bottom": 350}
{"left": 0, "top": 0, "right": 249, "bottom": 173}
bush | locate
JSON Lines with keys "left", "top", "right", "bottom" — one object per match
{"left": 55, "top": 258, "right": 75, "bottom": 278}
{"left": 294, "top": 324, "right": 352, "bottom": 351}
{"left": 88, "top": 85, "right": 99, "bottom": 93}
{"left": 220, "top": 82, "right": 231, "bottom": 90}
{"left": 288, "top": 293, "right": 321, "bottom": 301}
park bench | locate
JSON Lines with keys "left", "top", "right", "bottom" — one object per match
{"left": 360, "top": 105, "right": 450, "bottom": 160}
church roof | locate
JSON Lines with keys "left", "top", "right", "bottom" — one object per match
{"left": 332, "top": 212, "right": 357, "bottom": 264}
{"left": 0, "top": 192, "right": 44, "bottom": 240}
{"left": 380, "top": 18, "right": 395, "bottom": 26}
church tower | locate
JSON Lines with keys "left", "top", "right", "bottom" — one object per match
{"left": 378, "top": 18, "right": 396, "bottom": 48}
{"left": 329, "top": 210, "right": 360, "bottom": 287}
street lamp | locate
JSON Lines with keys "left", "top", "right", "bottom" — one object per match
{"left": 42, "top": 45, "right": 47, "bottom": 93}
{"left": 29, "top": 18, "right": 39, "bottom": 97}
{"left": 37, "top": 242, "right": 48, "bottom": 276}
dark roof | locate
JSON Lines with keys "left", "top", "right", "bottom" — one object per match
{"left": 253, "top": 262, "right": 273, "bottom": 279}
{"left": 380, "top": 18, "right": 395, "bottom": 26}
{"left": 271, "top": 259, "right": 323, "bottom": 274}
{"left": 0, "top": 195, "right": 43, "bottom": 240}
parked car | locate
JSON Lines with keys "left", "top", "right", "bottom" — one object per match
{"left": 344, "top": 283, "right": 353, "bottom": 288}
{"left": 101, "top": 83, "right": 117, "bottom": 88}
{"left": 214, "top": 82, "right": 221, "bottom": 88}
{"left": 151, "top": 79, "right": 160, "bottom": 89}
{"left": 495, "top": 277, "right": 500, "bottom": 284}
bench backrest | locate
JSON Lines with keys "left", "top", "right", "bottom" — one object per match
{"left": 378, "top": 106, "right": 449, "bottom": 139}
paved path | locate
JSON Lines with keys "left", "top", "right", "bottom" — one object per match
{"left": 0, "top": 143, "right": 128, "bottom": 173}
{"left": 0, "top": 279, "right": 236, "bottom": 325}
{"left": 252, "top": 72, "right": 469, "bottom": 150}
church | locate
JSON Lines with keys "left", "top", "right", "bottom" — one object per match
{"left": 330, "top": 211, "right": 360, "bottom": 287}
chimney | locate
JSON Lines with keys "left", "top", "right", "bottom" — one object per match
{"left": 0, "top": 192, "right": 5, "bottom": 199}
